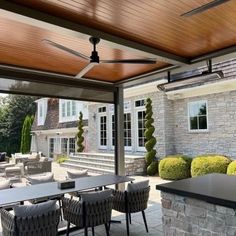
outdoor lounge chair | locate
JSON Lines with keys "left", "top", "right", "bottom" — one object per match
{"left": 112, "top": 180, "right": 150, "bottom": 236}
{"left": 1, "top": 200, "right": 60, "bottom": 236}
{"left": 24, "top": 158, "right": 52, "bottom": 175}
{"left": 62, "top": 189, "right": 113, "bottom": 236}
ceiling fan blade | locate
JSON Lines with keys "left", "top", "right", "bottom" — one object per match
{"left": 43, "top": 39, "right": 90, "bottom": 60}
{"left": 181, "top": 0, "right": 230, "bottom": 17}
{"left": 100, "top": 59, "right": 157, "bottom": 64}
{"left": 75, "top": 62, "right": 97, "bottom": 78}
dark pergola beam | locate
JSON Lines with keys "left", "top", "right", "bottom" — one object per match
{"left": 0, "top": 64, "right": 115, "bottom": 92}
{"left": 0, "top": 0, "right": 189, "bottom": 66}
{"left": 191, "top": 45, "right": 236, "bottom": 63}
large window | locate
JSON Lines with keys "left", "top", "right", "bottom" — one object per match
{"left": 98, "top": 106, "right": 107, "bottom": 148}
{"left": 69, "top": 138, "right": 76, "bottom": 154}
{"left": 37, "top": 99, "right": 47, "bottom": 126}
{"left": 124, "top": 113, "right": 132, "bottom": 148}
{"left": 188, "top": 101, "right": 208, "bottom": 131}
{"left": 111, "top": 113, "right": 132, "bottom": 149}
{"left": 137, "top": 110, "right": 146, "bottom": 148}
{"left": 135, "top": 99, "right": 146, "bottom": 151}
{"left": 60, "top": 100, "right": 88, "bottom": 122}
{"left": 61, "top": 138, "right": 68, "bottom": 154}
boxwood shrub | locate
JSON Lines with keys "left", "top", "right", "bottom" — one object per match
{"left": 227, "top": 161, "right": 236, "bottom": 175}
{"left": 159, "top": 155, "right": 192, "bottom": 180}
{"left": 191, "top": 155, "right": 231, "bottom": 177}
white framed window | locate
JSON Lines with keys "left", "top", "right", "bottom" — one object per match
{"left": 37, "top": 99, "right": 47, "bottom": 126}
{"left": 59, "top": 100, "right": 88, "bottom": 123}
{"left": 69, "top": 138, "right": 76, "bottom": 154}
{"left": 135, "top": 99, "right": 146, "bottom": 151}
{"left": 188, "top": 100, "right": 208, "bottom": 131}
{"left": 110, "top": 113, "right": 132, "bottom": 150}
{"left": 124, "top": 113, "right": 132, "bottom": 149}
{"left": 98, "top": 106, "right": 107, "bottom": 149}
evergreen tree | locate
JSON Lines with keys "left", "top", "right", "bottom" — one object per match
{"left": 20, "top": 115, "right": 34, "bottom": 153}
{"left": 77, "top": 112, "right": 85, "bottom": 152}
{"left": 144, "top": 98, "right": 158, "bottom": 175}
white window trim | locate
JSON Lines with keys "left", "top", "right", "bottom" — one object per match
{"left": 188, "top": 100, "right": 208, "bottom": 133}
{"left": 109, "top": 112, "right": 133, "bottom": 151}
{"left": 134, "top": 98, "right": 146, "bottom": 108}
{"left": 37, "top": 99, "right": 47, "bottom": 126}
{"left": 59, "top": 100, "right": 78, "bottom": 123}
{"left": 97, "top": 110, "right": 107, "bottom": 150}
{"left": 135, "top": 106, "right": 146, "bottom": 152}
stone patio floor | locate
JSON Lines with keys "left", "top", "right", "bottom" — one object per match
{"left": 0, "top": 162, "right": 168, "bottom": 236}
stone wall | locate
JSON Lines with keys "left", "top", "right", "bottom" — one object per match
{"left": 173, "top": 90, "right": 236, "bottom": 158}
{"left": 161, "top": 192, "right": 236, "bottom": 236}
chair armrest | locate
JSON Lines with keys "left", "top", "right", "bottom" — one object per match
{"left": 0, "top": 209, "right": 16, "bottom": 235}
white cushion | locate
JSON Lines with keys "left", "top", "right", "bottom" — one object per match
{"left": 13, "top": 200, "right": 57, "bottom": 217}
{"left": 127, "top": 180, "right": 149, "bottom": 192}
{"left": 80, "top": 189, "right": 113, "bottom": 203}
{"left": 27, "top": 173, "right": 54, "bottom": 185}
{"left": 0, "top": 180, "right": 10, "bottom": 190}
{"left": 67, "top": 169, "right": 88, "bottom": 179}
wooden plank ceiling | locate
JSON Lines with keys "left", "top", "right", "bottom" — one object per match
{"left": 1, "top": 0, "right": 236, "bottom": 83}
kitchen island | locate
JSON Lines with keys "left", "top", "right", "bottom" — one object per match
{"left": 156, "top": 173, "right": 236, "bottom": 236}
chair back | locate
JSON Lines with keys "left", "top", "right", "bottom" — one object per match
{"left": 113, "top": 186, "right": 150, "bottom": 213}
{"left": 1, "top": 208, "right": 60, "bottom": 236}
{"left": 62, "top": 194, "right": 113, "bottom": 228}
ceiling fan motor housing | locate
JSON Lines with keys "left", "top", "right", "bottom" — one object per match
{"left": 90, "top": 51, "right": 99, "bottom": 63}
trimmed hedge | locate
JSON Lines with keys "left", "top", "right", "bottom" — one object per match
{"left": 227, "top": 161, "right": 236, "bottom": 175}
{"left": 191, "top": 155, "right": 231, "bottom": 177}
{"left": 159, "top": 155, "right": 192, "bottom": 180}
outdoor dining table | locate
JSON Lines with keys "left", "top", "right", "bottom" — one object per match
{"left": 0, "top": 174, "right": 134, "bottom": 234}
{"left": 0, "top": 174, "right": 134, "bottom": 206}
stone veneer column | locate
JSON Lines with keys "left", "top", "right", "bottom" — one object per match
{"left": 161, "top": 192, "right": 236, "bottom": 236}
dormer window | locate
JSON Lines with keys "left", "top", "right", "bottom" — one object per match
{"left": 59, "top": 99, "right": 88, "bottom": 123}
{"left": 37, "top": 98, "right": 48, "bottom": 126}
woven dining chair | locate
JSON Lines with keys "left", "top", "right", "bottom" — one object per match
{"left": 1, "top": 206, "right": 60, "bottom": 236}
{"left": 112, "top": 181, "right": 150, "bottom": 236}
{"left": 62, "top": 189, "right": 113, "bottom": 236}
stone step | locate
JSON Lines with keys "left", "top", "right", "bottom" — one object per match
{"left": 69, "top": 156, "right": 116, "bottom": 165}
{"left": 60, "top": 162, "right": 114, "bottom": 175}
{"left": 71, "top": 152, "right": 144, "bottom": 161}
{"left": 65, "top": 159, "right": 115, "bottom": 170}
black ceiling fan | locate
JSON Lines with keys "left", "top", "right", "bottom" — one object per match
{"left": 43, "top": 37, "right": 157, "bottom": 78}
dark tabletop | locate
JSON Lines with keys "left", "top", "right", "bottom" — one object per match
{"left": 156, "top": 173, "right": 236, "bottom": 209}
{"left": 0, "top": 174, "right": 134, "bottom": 206}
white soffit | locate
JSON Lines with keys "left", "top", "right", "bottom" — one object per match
{"left": 124, "top": 79, "right": 167, "bottom": 98}
{"left": 167, "top": 78, "right": 236, "bottom": 100}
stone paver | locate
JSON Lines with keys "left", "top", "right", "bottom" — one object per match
{"left": 0, "top": 162, "right": 167, "bottom": 236}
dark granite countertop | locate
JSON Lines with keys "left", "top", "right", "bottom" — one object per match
{"left": 156, "top": 173, "right": 236, "bottom": 209}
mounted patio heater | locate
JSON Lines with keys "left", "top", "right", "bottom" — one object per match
{"left": 157, "top": 60, "right": 224, "bottom": 92}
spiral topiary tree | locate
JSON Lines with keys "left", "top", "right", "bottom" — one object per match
{"left": 144, "top": 98, "right": 158, "bottom": 175}
{"left": 77, "top": 111, "right": 85, "bottom": 152}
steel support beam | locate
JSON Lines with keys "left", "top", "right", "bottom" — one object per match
{"left": 114, "top": 86, "right": 125, "bottom": 190}
{"left": 0, "top": 0, "right": 189, "bottom": 65}
{"left": 0, "top": 64, "right": 114, "bottom": 91}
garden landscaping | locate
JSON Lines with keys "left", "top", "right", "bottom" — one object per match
{"left": 158, "top": 154, "right": 235, "bottom": 180}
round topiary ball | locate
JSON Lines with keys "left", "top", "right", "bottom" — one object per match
{"left": 159, "top": 155, "right": 192, "bottom": 180}
{"left": 191, "top": 155, "right": 231, "bottom": 177}
{"left": 227, "top": 160, "right": 236, "bottom": 175}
